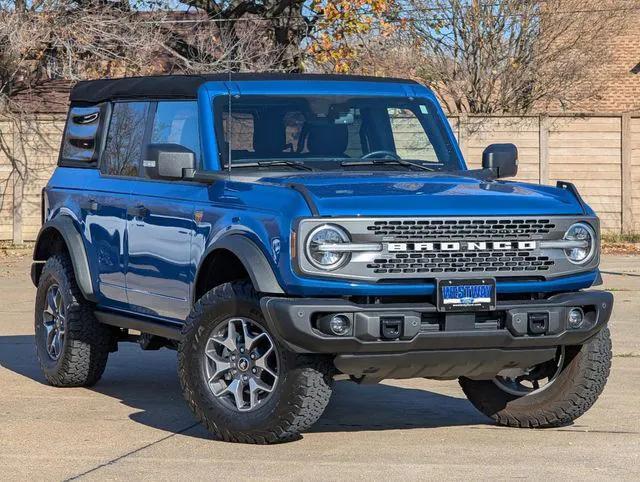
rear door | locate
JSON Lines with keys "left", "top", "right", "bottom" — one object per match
{"left": 125, "top": 100, "right": 203, "bottom": 321}
{"left": 83, "top": 101, "right": 150, "bottom": 307}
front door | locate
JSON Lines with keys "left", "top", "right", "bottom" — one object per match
{"left": 125, "top": 101, "right": 202, "bottom": 321}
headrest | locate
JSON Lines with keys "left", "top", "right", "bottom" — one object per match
{"left": 253, "top": 114, "right": 286, "bottom": 156}
{"left": 307, "top": 124, "right": 349, "bottom": 157}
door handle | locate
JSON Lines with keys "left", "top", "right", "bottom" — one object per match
{"left": 82, "top": 199, "right": 98, "bottom": 212}
{"left": 127, "top": 204, "right": 149, "bottom": 218}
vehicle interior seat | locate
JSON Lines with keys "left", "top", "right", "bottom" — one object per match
{"left": 306, "top": 124, "right": 349, "bottom": 158}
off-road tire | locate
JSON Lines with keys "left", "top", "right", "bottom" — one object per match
{"left": 34, "top": 254, "right": 114, "bottom": 387}
{"left": 178, "top": 280, "right": 334, "bottom": 444}
{"left": 459, "top": 327, "right": 612, "bottom": 428}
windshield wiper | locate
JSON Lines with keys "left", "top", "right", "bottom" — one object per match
{"left": 340, "top": 159, "right": 436, "bottom": 171}
{"left": 228, "top": 160, "right": 313, "bottom": 171}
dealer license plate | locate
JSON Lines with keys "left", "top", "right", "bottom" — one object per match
{"left": 437, "top": 278, "right": 496, "bottom": 312}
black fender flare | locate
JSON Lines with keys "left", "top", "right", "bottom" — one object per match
{"left": 32, "top": 215, "right": 97, "bottom": 302}
{"left": 196, "top": 234, "right": 285, "bottom": 298}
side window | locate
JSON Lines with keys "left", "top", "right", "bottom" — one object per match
{"left": 101, "top": 102, "right": 149, "bottom": 177}
{"left": 388, "top": 108, "right": 438, "bottom": 162}
{"left": 150, "top": 101, "right": 201, "bottom": 165}
{"left": 60, "top": 105, "right": 105, "bottom": 166}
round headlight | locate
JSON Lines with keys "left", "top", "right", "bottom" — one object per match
{"left": 305, "top": 225, "right": 350, "bottom": 270}
{"left": 563, "top": 222, "right": 596, "bottom": 264}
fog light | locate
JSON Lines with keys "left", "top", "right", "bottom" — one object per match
{"left": 568, "top": 308, "right": 584, "bottom": 328}
{"left": 329, "top": 315, "right": 351, "bottom": 336}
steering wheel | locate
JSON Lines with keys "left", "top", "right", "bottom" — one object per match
{"left": 361, "top": 150, "right": 401, "bottom": 160}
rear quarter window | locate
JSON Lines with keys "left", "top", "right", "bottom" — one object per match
{"left": 59, "top": 105, "right": 107, "bottom": 167}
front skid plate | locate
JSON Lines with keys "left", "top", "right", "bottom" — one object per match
{"left": 334, "top": 348, "right": 557, "bottom": 382}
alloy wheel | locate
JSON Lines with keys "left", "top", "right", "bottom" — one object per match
{"left": 493, "top": 346, "right": 566, "bottom": 396}
{"left": 42, "top": 284, "right": 66, "bottom": 360}
{"left": 204, "top": 318, "right": 279, "bottom": 412}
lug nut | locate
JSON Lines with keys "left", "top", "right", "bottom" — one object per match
{"left": 242, "top": 375, "right": 248, "bottom": 381}
{"left": 231, "top": 355, "right": 236, "bottom": 361}
{"left": 250, "top": 353, "right": 256, "bottom": 360}
{"left": 252, "top": 368, "right": 257, "bottom": 374}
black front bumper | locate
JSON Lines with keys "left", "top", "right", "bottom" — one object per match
{"left": 261, "top": 290, "right": 613, "bottom": 381}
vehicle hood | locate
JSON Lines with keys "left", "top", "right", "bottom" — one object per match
{"left": 251, "top": 172, "right": 585, "bottom": 217}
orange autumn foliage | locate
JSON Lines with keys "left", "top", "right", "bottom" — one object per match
{"left": 308, "top": 0, "right": 399, "bottom": 73}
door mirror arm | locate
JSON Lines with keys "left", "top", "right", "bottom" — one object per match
{"left": 182, "top": 169, "right": 227, "bottom": 184}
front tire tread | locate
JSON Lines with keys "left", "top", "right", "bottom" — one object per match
{"left": 460, "top": 327, "right": 612, "bottom": 428}
{"left": 178, "top": 280, "right": 333, "bottom": 444}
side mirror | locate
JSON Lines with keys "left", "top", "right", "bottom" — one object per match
{"left": 482, "top": 143, "right": 518, "bottom": 179}
{"left": 144, "top": 144, "right": 196, "bottom": 180}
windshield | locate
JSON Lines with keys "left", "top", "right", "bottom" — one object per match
{"left": 215, "top": 95, "right": 462, "bottom": 172}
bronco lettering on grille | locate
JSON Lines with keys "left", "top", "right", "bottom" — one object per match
{"left": 387, "top": 241, "right": 537, "bottom": 252}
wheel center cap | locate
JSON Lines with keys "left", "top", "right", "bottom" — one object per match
{"left": 237, "top": 357, "right": 250, "bottom": 372}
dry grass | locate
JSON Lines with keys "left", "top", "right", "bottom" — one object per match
{"left": 602, "top": 233, "right": 640, "bottom": 244}
{"left": 0, "top": 241, "right": 33, "bottom": 258}
{"left": 601, "top": 234, "right": 640, "bottom": 255}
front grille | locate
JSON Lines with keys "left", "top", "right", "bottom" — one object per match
{"left": 367, "top": 219, "right": 556, "bottom": 240}
{"left": 297, "top": 216, "right": 599, "bottom": 282}
{"left": 366, "top": 250, "right": 554, "bottom": 275}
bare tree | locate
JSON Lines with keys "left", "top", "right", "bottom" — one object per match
{"left": 161, "top": 14, "right": 295, "bottom": 73}
{"left": 407, "top": 0, "right": 634, "bottom": 114}
{"left": 171, "top": 1, "right": 312, "bottom": 72}
{"left": 325, "top": 29, "right": 417, "bottom": 78}
{"left": 0, "top": 1, "right": 302, "bottom": 238}
{"left": 161, "top": 1, "right": 400, "bottom": 74}
{"left": 0, "top": 1, "right": 168, "bottom": 234}
{"left": 1, "top": 1, "right": 167, "bottom": 98}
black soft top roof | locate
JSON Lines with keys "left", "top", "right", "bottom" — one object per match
{"left": 69, "top": 73, "right": 418, "bottom": 104}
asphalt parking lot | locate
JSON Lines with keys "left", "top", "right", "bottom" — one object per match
{"left": 0, "top": 252, "right": 638, "bottom": 480}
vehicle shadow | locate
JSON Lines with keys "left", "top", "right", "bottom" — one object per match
{"left": 0, "top": 335, "right": 490, "bottom": 440}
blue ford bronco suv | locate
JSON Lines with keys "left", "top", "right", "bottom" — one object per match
{"left": 32, "top": 73, "right": 612, "bottom": 443}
